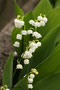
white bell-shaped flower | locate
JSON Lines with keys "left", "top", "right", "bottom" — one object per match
{"left": 23, "top": 51, "right": 32, "bottom": 59}
{"left": 14, "top": 51, "right": 17, "bottom": 56}
{"left": 40, "top": 21, "right": 45, "bottom": 26}
{"left": 43, "top": 17, "right": 48, "bottom": 23}
{"left": 29, "top": 20, "right": 35, "bottom": 26}
{"left": 21, "top": 30, "right": 27, "bottom": 35}
{"left": 32, "top": 32, "right": 42, "bottom": 39}
{"left": 13, "top": 41, "right": 20, "bottom": 47}
{"left": 27, "top": 30, "right": 33, "bottom": 34}
{"left": 16, "top": 34, "right": 22, "bottom": 40}
{"left": 14, "top": 19, "right": 24, "bottom": 28}
{"left": 16, "top": 64, "right": 23, "bottom": 69}
{"left": 28, "top": 77, "right": 33, "bottom": 83}
{"left": 24, "top": 59, "right": 29, "bottom": 64}
{"left": 37, "top": 42, "right": 41, "bottom": 47}
{"left": 37, "top": 16, "right": 43, "bottom": 21}
{"left": 28, "top": 84, "right": 33, "bottom": 89}
{"left": 29, "top": 74, "right": 35, "bottom": 79}
{"left": 34, "top": 22, "right": 41, "bottom": 27}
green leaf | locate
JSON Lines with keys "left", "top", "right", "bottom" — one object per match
{"left": 3, "top": 53, "right": 14, "bottom": 88}
{"left": 11, "top": 27, "right": 21, "bottom": 44}
{"left": 33, "top": 43, "right": 60, "bottom": 85}
{"left": 33, "top": 72, "right": 60, "bottom": 90}
{"left": 33, "top": 0, "right": 52, "bottom": 18}
{"left": 14, "top": 0, "right": 24, "bottom": 16}
{"left": 11, "top": 27, "right": 23, "bottom": 56}
{"left": 12, "top": 77, "right": 28, "bottom": 90}
{"left": 24, "top": 11, "right": 34, "bottom": 30}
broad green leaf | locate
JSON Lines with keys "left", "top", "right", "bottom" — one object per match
{"left": 33, "top": 72, "right": 60, "bottom": 90}
{"left": 14, "top": 0, "right": 24, "bottom": 16}
{"left": 12, "top": 77, "right": 28, "bottom": 90}
{"left": 11, "top": 27, "right": 21, "bottom": 44}
{"left": 39, "top": 6, "right": 60, "bottom": 37}
{"left": 33, "top": 43, "right": 60, "bottom": 85}
{"left": 33, "top": 0, "right": 52, "bottom": 18}
{"left": 3, "top": 53, "right": 14, "bottom": 88}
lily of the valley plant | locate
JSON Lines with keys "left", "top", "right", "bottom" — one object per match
{"left": 1, "top": 0, "right": 60, "bottom": 90}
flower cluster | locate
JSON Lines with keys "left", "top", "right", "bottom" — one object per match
{"left": 28, "top": 68, "right": 38, "bottom": 89}
{"left": 13, "top": 30, "right": 32, "bottom": 48}
{"left": 0, "top": 85, "right": 10, "bottom": 90}
{"left": 13, "top": 14, "right": 47, "bottom": 71}
{"left": 14, "top": 28, "right": 42, "bottom": 69}
{"left": 29, "top": 14, "right": 48, "bottom": 27}
{"left": 13, "top": 29, "right": 42, "bottom": 61}
{"left": 21, "top": 40, "right": 41, "bottom": 65}
{"left": 13, "top": 30, "right": 42, "bottom": 48}
{"left": 16, "top": 40, "right": 41, "bottom": 69}
{"left": 14, "top": 15, "right": 24, "bottom": 28}
{"left": 14, "top": 19, "right": 24, "bottom": 28}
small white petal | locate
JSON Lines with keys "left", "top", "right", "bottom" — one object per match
{"left": 20, "top": 21, "right": 24, "bottom": 26}
{"left": 23, "top": 51, "right": 32, "bottom": 59}
{"left": 28, "top": 77, "right": 33, "bottom": 83}
{"left": 40, "top": 21, "right": 45, "bottom": 26}
{"left": 28, "top": 84, "right": 33, "bottom": 89}
{"left": 32, "top": 32, "right": 42, "bottom": 39}
{"left": 34, "top": 22, "right": 41, "bottom": 27}
{"left": 27, "top": 30, "right": 33, "bottom": 34}
{"left": 29, "top": 42, "right": 36, "bottom": 48}
{"left": 29, "top": 48, "right": 36, "bottom": 53}
{"left": 21, "top": 30, "right": 27, "bottom": 35}
{"left": 29, "top": 20, "right": 35, "bottom": 26}
{"left": 14, "top": 51, "right": 17, "bottom": 56}
{"left": 5, "top": 89, "right": 10, "bottom": 90}
{"left": 13, "top": 41, "right": 20, "bottom": 47}
{"left": 16, "top": 64, "right": 23, "bottom": 69}
{"left": 14, "top": 19, "right": 24, "bottom": 28}
{"left": 37, "top": 42, "right": 41, "bottom": 47}
{"left": 16, "top": 34, "right": 22, "bottom": 40}
{"left": 24, "top": 59, "right": 29, "bottom": 64}
{"left": 29, "top": 74, "right": 35, "bottom": 79}
{"left": 37, "top": 16, "right": 43, "bottom": 21}
{"left": 43, "top": 17, "right": 48, "bottom": 23}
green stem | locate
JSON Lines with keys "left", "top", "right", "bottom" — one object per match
{"left": 35, "top": 27, "right": 37, "bottom": 31}
{"left": 13, "top": 58, "right": 23, "bottom": 78}
{"left": 13, "top": 69, "right": 16, "bottom": 78}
